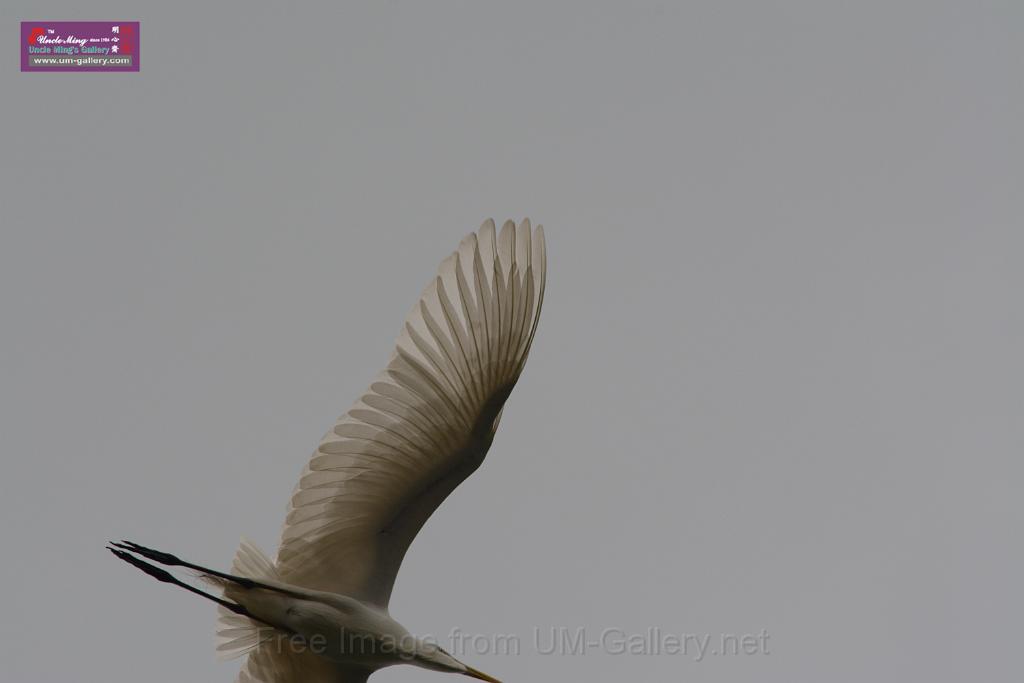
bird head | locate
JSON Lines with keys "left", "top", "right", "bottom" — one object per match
{"left": 411, "top": 640, "right": 502, "bottom": 682}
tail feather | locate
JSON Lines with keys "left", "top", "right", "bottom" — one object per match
{"left": 216, "top": 538, "right": 280, "bottom": 661}
{"left": 108, "top": 539, "right": 290, "bottom": 662}
{"left": 232, "top": 537, "right": 280, "bottom": 581}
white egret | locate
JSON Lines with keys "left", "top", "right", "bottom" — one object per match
{"left": 110, "top": 219, "right": 546, "bottom": 683}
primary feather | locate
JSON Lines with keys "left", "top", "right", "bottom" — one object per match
{"left": 272, "top": 219, "right": 545, "bottom": 610}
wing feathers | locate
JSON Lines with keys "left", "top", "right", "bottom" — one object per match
{"left": 273, "top": 220, "right": 546, "bottom": 608}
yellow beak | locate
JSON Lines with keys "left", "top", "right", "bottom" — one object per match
{"left": 463, "top": 665, "right": 503, "bottom": 683}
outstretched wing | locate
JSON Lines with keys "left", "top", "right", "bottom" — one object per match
{"left": 274, "top": 219, "right": 546, "bottom": 608}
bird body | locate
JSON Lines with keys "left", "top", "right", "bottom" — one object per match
{"left": 111, "top": 219, "right": 546, "bottom": 683}
{"left": 218, "top": 577, "right": 461, "bottom": 676}
{"left": 212, "top": 543, "right": 469, "bottom": 677}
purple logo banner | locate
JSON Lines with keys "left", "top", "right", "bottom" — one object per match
{"left": 21, "top": 21, "right": 139, "bottom": 72}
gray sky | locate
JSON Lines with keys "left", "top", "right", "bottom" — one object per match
{"left": 2, "top": 2, "right": 1022, "bottom": 682}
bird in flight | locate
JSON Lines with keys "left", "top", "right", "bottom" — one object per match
{"left": 110, "top": 219, "right": 546, "bottom": 683}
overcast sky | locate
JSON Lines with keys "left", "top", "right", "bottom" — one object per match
{"left": 2, "top": 2, "right": 1022, "bottom": 682}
